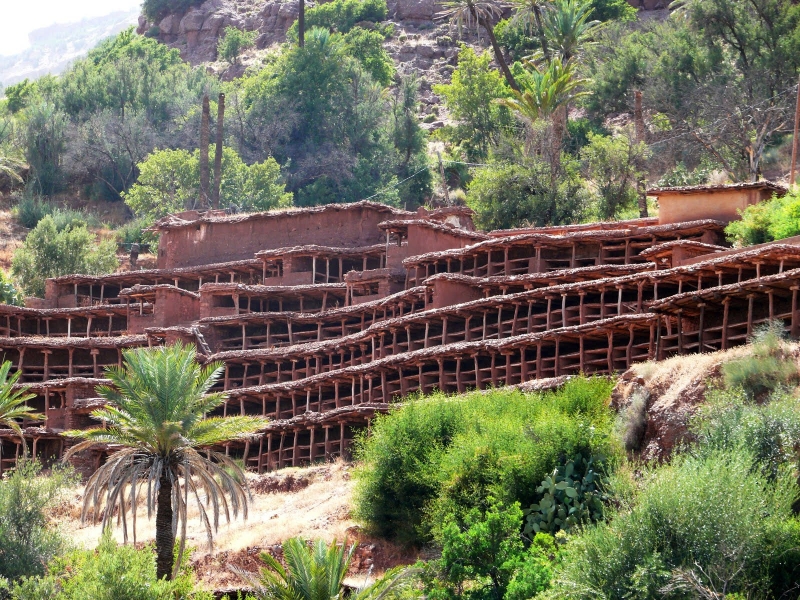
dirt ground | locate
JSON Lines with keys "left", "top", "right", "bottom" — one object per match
{"left": 49, "top": 460, "right": 420, "bottom": 592}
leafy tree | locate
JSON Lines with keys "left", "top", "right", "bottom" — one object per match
{"left": 342, "top": 27, "right": 395, "bottom": 87}
{"left": 725, "top": 189, "right": 800, "bottom": 247}
{"left": 218, "top": 27, "right": 257, "bottom": 66}
{"left": 19, "top": 102, "right": 67, "bottom": 195}
{"left": 0, "top": 460, "right": 76, "bottom": 581}
{"left": 0, "top": 272, "right": 22, "bottom": 307}
{"left": 434, "top": 46, "right": 513, "bottom": 161}
{"left": 141, "top": 0, "right": 204, "bottom": 23}
{"left": 237, "top": 537, "right": 414, "bottom": 600}
{"left": 581, "top": 129, "right": 649, "bottom": 219}
{"left": 0, "top": 361, "right": 43, "bottom": 454}
{"left": 63, "top": 343, "right": 266, "bottom": 580}
{"left": 287, "top": 0, "right": 388, "bottom": 36}
{"left": 439, "top": 0, "right": 519, "bottom": 92}
{"left": 11, "top": 216, "right": 119, "bottom": 298}
{"left": 123, "top": 146, "right": 292, "bottom": 222}
{"left": 466, "top": 156, "right": 588, "bottom": 229}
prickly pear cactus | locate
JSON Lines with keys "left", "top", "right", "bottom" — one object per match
{"left": 523, "top": 452, "right": 608, "bottom": 535}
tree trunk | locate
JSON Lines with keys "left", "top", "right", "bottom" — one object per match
{"left": 299, "top": 0, "right": 305, "bottom": 47}
{"left": 200, "top": 96, "right": 211, "bottom": 208}
{"left": 532, "top": 5, "right": 550, "bottom": 63}
{"left": 212, "top": 93, "right": 225, "bottom": 210}
{"left": 480, "top": 17, "right": 519, "bottom": 92}
{"left": 155, "top": 474, "right": 175, "bottom": 580}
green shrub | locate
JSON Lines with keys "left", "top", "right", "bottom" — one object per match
{"left": 14, "top": 196, "right": 53, "bottom": 229}
{"left": 0, "top": 271, "right": 22, "bottom": 306}
{"left": 11, "top": 532, "right": 213, "bottom": 599}
{"left": 721, "top": 321, "right": 797, "bottom": 399}
{"left": 0, "top": 460, "right": 76, "bottom": 582}
{"left": 353, "top": 377, "right": 617, "bottom": 546}
{"left": 141, "top": 0, "right": 204, "bottom": 21}
{"left": 288, "top": 0, "right": 388, "bottom": 36}
{"left": 218, "top": 27, "right": 257, "bottom": 65}
{"left": 725, "top": 188, "right": 800, "bottom": 247}
{"left": 11, "top": 216, "right": 119, "bottom": 298}
{"left": 616, "top": 387, "right": 648, "bottom": 452}
{"left": 553, "top": 448, "right": 800, "bottom": 599}
{"left": 419, "top": 501, "right": 555, "bottom": 600}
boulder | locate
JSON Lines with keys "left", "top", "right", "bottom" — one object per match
{"left": 180, "top": 9, "right": 208, "bottom": 34}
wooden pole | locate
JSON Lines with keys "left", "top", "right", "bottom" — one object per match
{"left": 791, "top": 76, "right": 800, "bottom": 187}
{"left": 200, "top": 95, "right": 211, "bottom": 208}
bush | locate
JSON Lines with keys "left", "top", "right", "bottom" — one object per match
{"left": 11, "top": 216, "right": 119, "bottom": 298}
{"left": 14, "top": 196, "right": 52, "bottom": 229}
{"left": 141, "top": 0, "right": 204, "bottom": 21}
{"left": 0, "top": 460, "right": 76, "bottom": 582}
{"left": 466, "top": 159, "right": 589, "bottom": 231}
{"left": 217, "top": 27, "right": 257, "bottom": 65}
{"left": 553, "top": 448, "right": 800, "bottom": 599}
{"left": 0, "top": 271, "right": 22, "bottom": 306}
{"left": 353, "top": 377, "right": 617, "bottom": 546}
{"left": 288, "top": 0, "right": 388, "bottom": 36}
{"left": 11, "top": 532, "right": 213, "bottom": 600}
{"left": 721, "top": 321, "right": 797, "bottom": 399}
{"left": 725, "top": 188, "right": 800, "bottom": 247}
{"left": 616, "top": 387, "right": 648, "bottom": 452}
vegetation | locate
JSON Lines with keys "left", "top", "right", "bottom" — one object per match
{"left": 237, "top": 537, "right": 414, "bottom": 600}
{"left": 63, "top": 343, "right": 266, "bottom": 580}
{"left": 0, "top": 460, "right": 76, "bottom": 582}
{"left": 217, "top": 27, "right": 257, "bottom": 65}
{"left": 353, "top": 377, "right": 617, "bottom": 546}
{"left": 725, "top": 189, "right": 800, "bottom": 246}
{"left": 287, "top": 0, "right": 388, "bottom": 36}
{"left": 11, "top": 216, "right": 118, "bottom": 298}
{"left": 0, "top": 361, "right": 43, "bottom": 453}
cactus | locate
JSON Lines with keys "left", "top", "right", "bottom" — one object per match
{"left": 523, "top": 452, "right": 608, "bottom": 535}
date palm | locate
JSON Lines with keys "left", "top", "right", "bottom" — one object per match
{"left": 541, "top": 0, "right": 600, "bottom": 62}
{"left": 510, "top": 0, "right": 552, "bottom": 61}
{"left": 438, "top": 0, "right": 520, "bottom": 92}
{"left": 237, "top": 537, "right": 415, "bottom": 600}
{"left": 64, "top": 342, "right": 267, "bottom": 580}
{"left": 0, "top": 360, "right": 44, "bottom": 457}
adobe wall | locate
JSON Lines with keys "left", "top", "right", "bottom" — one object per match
{"left": 657, "top": 188, "right": 775, "bottom": 225}
{"left": 406, "top": 223, "right": 476, "bottom": 257}
{"left": 429, "top": 278, "right": 484, "bottom": 309}
{"left": 157, "top": 206, "right": 399, "bottom": 269}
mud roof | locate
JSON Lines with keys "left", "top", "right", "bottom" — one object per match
{"left": 647, "top": 181, "right": 787, "bottom": 195}
{"left": 148, "top": 201, "right": 413, "bottom": 232}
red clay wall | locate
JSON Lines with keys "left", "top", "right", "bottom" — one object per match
{"left": 158, "top": 207, "right": 399, "bottom": 269}
{"left": 657, "top": 189, "right": 775, "bottom": 225}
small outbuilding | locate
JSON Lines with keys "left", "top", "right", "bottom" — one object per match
{"left": 648, "top": 181, "right": 787, "bottom": 226}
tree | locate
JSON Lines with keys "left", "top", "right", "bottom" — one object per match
{"left": 581, "top": 129, "right": 649, "bottom": 219}
{"left": 541, "top": 0, "right": 600, "bottom": 63}
{"left": 0, "top": 361, "right": 44, "bottom": 455}
{"left": 509, "top": 0, "right": 552, "bottom": 61}
{"left": 434, "top": 46, "right": 513, "bottom": 160}
{"left": 237, "top": 537, "right": 415, "bottom": 600}
{"left": 122, "top": 146, "right": 292, "bottom": 222}
{"left": 217, "top": 27, "right": 257, "bottom": 65}
{"left": 498, "top": 57, "right": 588, "bottom": 159}
{"left": 63, "top": 343, "right": 267, "bottom": 580}
{"left": 438, "top": 0, "right": 520, "bottom": 92}
{"left": 11, "top": 216, "right": 119, "bottom": 298}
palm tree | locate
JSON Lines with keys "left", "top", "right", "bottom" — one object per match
{"left": 510, "top": 0, "right": 552, "bottom": 61}
{"left": 498, "top": 57, "right": 588, "bottom": 151}
{"left": 237, "top": 537, "right": 415, "bottom": 600}
{"left": 541, "top": 0, "right": 600, "bottom": 62}
{"left": 0, "top": 360, "right": 44, "bottom": 459}
{"left": 438, "top": 0, "right": 520, "bottom": 92}
{"left": 63, "top": 343, "right": 267, "bottom": 580}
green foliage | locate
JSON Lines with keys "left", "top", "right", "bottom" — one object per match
{"left": 494, "top": 19, "right": 540, "bottom": 60}
{"left": 289, "top": 0, "right": 388, "bottom": 36}
{"left": 420, "top": 502, "right": 554, "bottom": 600}
{"left": 0, "top": 460, "right": 76, "bottom": 582}
{"left": 3, "top": 80, "right": 36, "bottom": 114}
{"left": 586, "top": 0, "right": 636, "bottom": 22}
{"left": 656, "top": 158, "right": 723, "bottom": 188}
{"left": 0, "top": 272, "right": 22, "bottom": 307}
{"left": 11, "top": 532, "right": 212, "bottom": 599}
{"left": 11, "top": 216, "right": 119, "bottom": 298}
{"left": 721, "top": 321, "right": 797, "bottom": 399}
{"left": 524, "top": 452, "right": 607, "bottom": 535}
{"left": 14, "top": 196, "right": 52, "bottom": 230}
{"left": 239, "top": 537, "right": 414, "bottom": 600}
{"left": 353, "top": 377, "right": 616, "bottom": 546}
{"left": 122, "top": 147, "right": 292, "bottom": 222}
{"left": 616, "top": 387, "right": 648, "bottom": 452}
{"left": 342, "top": 28, "right": 395, "bottom": 87}
{"left": 218, "top": 27, "right": 257, "bottom": 65}
{"left": 552, "top": 448, "right": 800, "bottom": 599}
{"left": 433, "top": 46, "right": 512, "bottom": 161}
{"left": 580, "top": 129, "right": 648, "bottom": 220}
{"left": 141, "top": 0, "right": 204, "bottom": 22}
{"left": 466, "top": 158, "right": 588, "bottom": 230}
{"left": 725, "top": 189, "right": 800, "bottom": 247}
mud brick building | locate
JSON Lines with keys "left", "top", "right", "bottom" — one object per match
{"left": 1, "top": 183, "right": 796, "bottom": 474}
